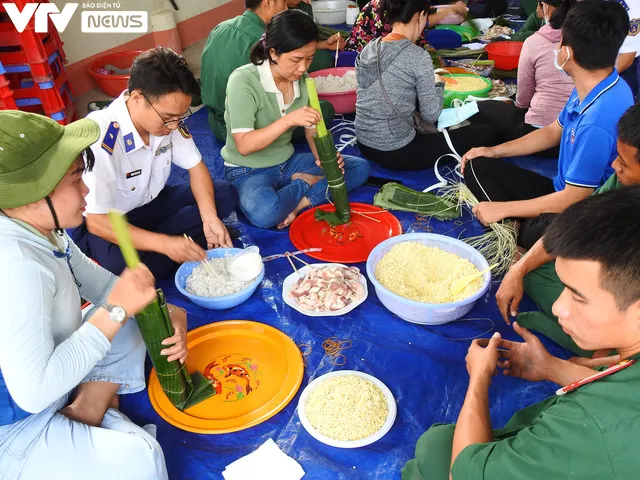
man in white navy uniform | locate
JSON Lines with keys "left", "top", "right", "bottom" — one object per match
{"left": 72, "top": 48, "right": 238, "bottom": 278}
{"left": 616, "top": 0, "right": 640, "bottom": 99}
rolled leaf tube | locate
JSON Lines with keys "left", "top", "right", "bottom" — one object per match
{"left": 313, "top": 132, "right": 351, "bottom": 226}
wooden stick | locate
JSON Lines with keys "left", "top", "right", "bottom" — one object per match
{"left": 352, "top": 210, "right": 382, "bottom": 223}
{"left": 184, "top": 234, "right": 217, "bottom": 278}
{"left": 334, "top": 36, "right": 339, "bottom": 68}
{"left": 290, "top": 253, "right": 310, "bottom": 266}
{"left": 285, "top": 252, "right": 300, "bottom": 277}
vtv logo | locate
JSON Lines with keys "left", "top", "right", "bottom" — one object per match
{"left": 2, "top": 3, "right": 78, "bottom": 33}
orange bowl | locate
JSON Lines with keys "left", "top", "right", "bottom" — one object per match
{"left": 88, "top": 50, "right": 144, "bottom": 97}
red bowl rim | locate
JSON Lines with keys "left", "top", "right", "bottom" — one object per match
{"left": 88, "top": 50, "right": 146, "bottom": 80}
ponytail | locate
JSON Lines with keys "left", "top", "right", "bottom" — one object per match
{"left": 250, "top": 33, "right": 270, "bottom": 65}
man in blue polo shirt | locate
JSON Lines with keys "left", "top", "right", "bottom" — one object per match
{"left": 460, "top": 0, "right": 632, "bottom": 250}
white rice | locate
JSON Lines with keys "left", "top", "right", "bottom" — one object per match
{"left": 305, "top": 375, "right": 388, "bottom": 441}
{"left": 315, "top": 71, "right": 357, "bottom": 93}
{"left": 185, "top": 257, "right": 252, "bottom": 297}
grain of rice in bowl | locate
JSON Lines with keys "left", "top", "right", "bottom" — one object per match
{"left": 305, "top": 375, "right": 388, "bottom": 441}
{"left": 374, "top": 241, "right": 483, "bottom": 303}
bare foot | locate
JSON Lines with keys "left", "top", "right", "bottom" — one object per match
{"left": 59, "top": 382, "right": 119, "bottom": 427}
{"left": 277, "top": 197, "right": 311, "bottom": 229}
{"left": 292, "top": 172, "right": 324, "bottom": 187}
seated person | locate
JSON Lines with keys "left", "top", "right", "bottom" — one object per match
{"left": 461, "top": 0, "right": 632, "bottom": 250}
{"left": 344, "top": 0, "right": 468, "bottom": 52}
{"left": 404, "top": 185, "right": 640, "bottom": 480}
{"left": 288, "top": 0, "right": 348, "bottom": 72}
{"left": 467, "top": 0, "right": 576, "bottom": 156}
{"left": 72, "top": 48, "right": 238, "bottom": 278}
{"left": 616, "top": 0, "right": 640, "bottom": 99}
{"left": 222, "top": 10, "right": 370, "bottom": 229}
{"left": 496, "top": 104, "right": 640, "bottom": 357}
{"left": 0, "top": 111, "right": 189, "bottom": 479}
{"left": 466, "top": 0, "right": 508, "bottom": 18}
{"left": 201, "top": 0, "right": 338, "bottom": 142}
{"left": 355, "top": 0, "right": 497, "bottom": 171}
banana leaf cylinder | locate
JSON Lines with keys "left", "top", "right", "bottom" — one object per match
{"left": 314, "top": 132, "right": 350, "bottom": 226}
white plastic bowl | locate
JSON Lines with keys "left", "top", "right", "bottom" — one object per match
{"left": 297, "top": 370, "right": 397, "bottom": 448}
{"left": 365, "top": 233, "right": 491, "bottom": 325}
{"left": 312, "top": 0, "right": 356, "bottom": 25}
{"left": 282, "top": 263, "right": 368, "bottom": 317}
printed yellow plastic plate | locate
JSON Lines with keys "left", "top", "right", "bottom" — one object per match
{"left": 148, "top": 320, "right": 305, "bottom": 434}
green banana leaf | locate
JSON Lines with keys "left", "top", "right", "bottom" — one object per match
{"left": 373, "top": 182, "right": 461, "bottom": 220}
{"left": 313, "top": 133, "right": 351, "bottom": 227}
{"left": 136, "top": 289, "right": 215, "bottom": 410}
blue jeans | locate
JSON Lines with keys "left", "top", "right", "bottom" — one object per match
{"left": 225, "top": 152, "right": 370, "bottom": 229}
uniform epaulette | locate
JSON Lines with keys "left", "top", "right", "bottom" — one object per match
{"left": 101, "top": 121, "right": 120, "bottom": 155}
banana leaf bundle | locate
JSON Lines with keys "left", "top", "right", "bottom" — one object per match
{"left": 373, "top": 182, "right": 461, "bottom": 220}
{"left": 136, "top": 290, "right": 215, "bottom": 411}
{"left": 306, "top": 77, "right": 351, "bottom": 227}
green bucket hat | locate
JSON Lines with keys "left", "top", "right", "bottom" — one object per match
{"left": 0, "top": 111, "right": 101, "bottom": 209}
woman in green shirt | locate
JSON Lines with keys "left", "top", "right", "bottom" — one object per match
{"left": 222, "top": 10, "right": 370, "bottom": 229}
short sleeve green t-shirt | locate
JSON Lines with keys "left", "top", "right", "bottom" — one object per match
{"left": 594, "top": 173, "right": 622, "bottom": 194}
{"left": 221, "top": 62, "right": 310, "bottom": 168}
{"left": 450, "top": 354, "right": 640, "bottom": 479}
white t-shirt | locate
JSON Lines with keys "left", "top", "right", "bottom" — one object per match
{"left": 619, "top": 0, "right": 640, "bottom": 58}
{"left": 84, "top": 90, "right": 201, "bottom": 214}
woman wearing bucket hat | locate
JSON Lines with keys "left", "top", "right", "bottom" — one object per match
{"left": 0, "top": 111, "right": 172, "bottom": 479}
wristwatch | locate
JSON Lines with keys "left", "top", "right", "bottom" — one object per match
{"left": 102, "top": 303, "right": 128, "bottom": 323}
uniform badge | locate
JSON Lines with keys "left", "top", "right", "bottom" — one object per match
{"left": 101, "top": 121, "right": 120, "bottom": 155}
{"left": 177, "top": 120, "right": 192, "bottom": 139}
{"left": 630, "top": 19, "right": 640, "bottom": 36}
{"left": 155, "top": 142, "right": 173, "bottom": 156}
{"left": 570, "top": 128, "right": 575, "bottom": 144}
{"left": 123, "top": 132, "right": 136, "bottom": 153}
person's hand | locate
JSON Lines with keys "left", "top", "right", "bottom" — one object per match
{"left": 496, "top": 264, "right": 526, "bottom": 324}
{"left": 204, "top": 216, "right": 232, "bottom": 248}
{"left": 472, "top": 201, "right": 507, "bottom": 226}
{"left": 163, "top": 236, "right": 206, "bottom": 264}
{"left": 434, "top": 73, "right": 446, "bottom": 84}
{"left": 465, "top": 332, "right": 502, "bottom": 381}
{"left": 451, "top": 1, "right": 469, "bottom": 16}
{"left": 107, "top": 264, "right": 157, "bottom": 317}
{"left": 161, "top": 307, "right": 189, "bottom": 364}
{"left": 498, "top": 322, "right": 555, "bottom": 382}
{"left": 322, "top": 33, "right": 345, "bottom": 51}
{"left": 286, "top": 106, "right": 322, "bottom": 128}
{"left": 460, "top": 147, "right": 498, "bottom": 173}
{"left": 316, "top": 152, "right": 345, "bottom": 174}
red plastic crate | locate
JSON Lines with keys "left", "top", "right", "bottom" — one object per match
{"left": 0, "top": 22, "right": 66, "bottom": 65}
{"left": 11, "top": 73, "right": 71, "bottom": 115}
{"left": 21, "top": 99, "right": 76, "bottom": 125}
{"left": 2, "top": 49, "right": 65, "bottom": 84}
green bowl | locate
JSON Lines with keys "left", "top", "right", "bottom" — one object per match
{"left": 442, "top": 74, "right": 492, "bottom": 107}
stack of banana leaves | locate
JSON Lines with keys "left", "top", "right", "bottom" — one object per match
{"left": 373, "top": 182, "right": 461, "bottom": 221}
{"left": 306, "top": 77, "right": 350, "bottom": 227}
{"left": 108, "top": 211, "right": 215, "bottom": 411}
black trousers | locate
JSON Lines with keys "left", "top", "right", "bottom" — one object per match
{"left": 358, "top": 124, "right": 497, "bottom": 171}
{"left": 469, "top": 100, "right": 560, "bottom": 159}
{"left": 463, "top": 157, "right": 558, "bottom": 249}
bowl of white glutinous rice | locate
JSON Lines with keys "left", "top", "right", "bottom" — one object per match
{"left": 366, "top": 233, "right": 491, "bottom": 325}
{"left": 175, "top": 248, "right": 264, "bottom": 310}
{"left": 308, "top": 67, "right": 357, "bottom": 114}
{"left": 297, "top": 370, "right": 397, "bottom": 448}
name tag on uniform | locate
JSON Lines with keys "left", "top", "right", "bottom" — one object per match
{"left": 126, "top": 169, "right": 142, "bottom": 179}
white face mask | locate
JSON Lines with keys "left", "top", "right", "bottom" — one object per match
{"left": 554, "top": 46, "right": 571, "bottom": 76}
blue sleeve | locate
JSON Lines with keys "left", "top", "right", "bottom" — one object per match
{"left": 564, "top": 125, "right": 616, "bottom": 189}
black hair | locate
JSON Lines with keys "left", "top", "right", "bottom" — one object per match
{"left": 380, "top": 0, "right": 431, "bottom": 24}
{"left": 617, "top": 104, "right": 640, "bottom": 163}
{"left": 82, "top": 147, "right": 95, "bottom": 172}
{"left": 543, "top": 186, "right": 640, "bottom": 310}
{"left": 128, "top": 47, "right": 200, "bottom": 102}
{"left": 560, "top": 0, "right": 629, "bottom": 70}
{"left": 249, "top": 10, "right": 318, "bottom": 65}
{"left": 542, "top": 0, "right": 576, "bottom": 29}
{"left": 245, "top": 0, "right": 262, "bottom": 9}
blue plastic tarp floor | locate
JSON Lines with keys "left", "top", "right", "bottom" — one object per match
{"left": 119, "top": 109, "right": 569, "bottom": 479}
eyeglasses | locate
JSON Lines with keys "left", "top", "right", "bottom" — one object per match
{"left": 142, "top": 93, "right": 192, "bottom": 127}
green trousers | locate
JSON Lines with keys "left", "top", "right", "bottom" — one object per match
{"left": 518, "top": 262, "right": 593, "bottom": 357}
{"left": 402, "top": 424, "right": 455, "bottom": 480}
{"left": 208, "top": 100, "right": 336, "bottom": 143}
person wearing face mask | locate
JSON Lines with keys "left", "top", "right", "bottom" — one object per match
{"left": 460, "top": 0, "right": 632, "bottom": 251}
{"left": 222, "top": 10, "right": 371, "bottom": 229}
{"left": 71, "top": 48, "right": 239, "bottom": 278}
{"left": 404, "top": 186, "right": 640, "bottom": 480}
{"left": 0, "top": 111, "right": 178, "bottom": 479}
{"left": 354, "top": 0, "right": 497, "bottom": 170}
{"left": 465, "top": 0, "right": 576, "bottom": 156}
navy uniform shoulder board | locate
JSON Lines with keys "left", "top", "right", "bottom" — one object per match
{"left": 101, "top": 121, "right": 120, "bottom": 155}
{"left": 177, "top": 120, "right": 192, "bottom": 139}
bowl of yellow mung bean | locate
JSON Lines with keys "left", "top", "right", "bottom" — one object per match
{"left": 366, "top": 233, "right": 491, "bottom": 325}
{"left": 442, "top": 74, "right": 492, "bottom": 107}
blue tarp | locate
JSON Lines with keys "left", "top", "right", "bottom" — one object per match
{"left": 119, "top": 108, "right": 567, "bottom": 479}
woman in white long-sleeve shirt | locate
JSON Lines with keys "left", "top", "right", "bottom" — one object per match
{"left": 0, "top": 111, "right": 186, "bottom": 479}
